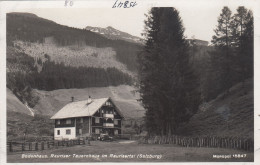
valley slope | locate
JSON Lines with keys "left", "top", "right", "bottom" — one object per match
{"left": 176, "top": 79, "right": 254, "bottom": 138}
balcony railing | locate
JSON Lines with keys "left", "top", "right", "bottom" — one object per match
{"left": 103, "top": 123, "right": 114, "bottom": 127}
{"left": 103, "top": 114, "right": 114, "bottom": 118}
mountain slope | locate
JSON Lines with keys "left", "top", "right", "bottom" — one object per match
{"left": 85, "top": 26, "right": 144, "bottom": 44}
{"left": 13, "top": 40, "right": 133, "bottom": 76}
{"left": 7, "top": 12, "right": 142, "bottom": 72}
{"left": 7, "top": 88, "right": 33, "bottom": 116}
{"left": 176, "top": 79, "right": 253, "bottom": 138}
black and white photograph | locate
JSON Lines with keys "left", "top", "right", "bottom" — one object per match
{"left": 0, "top": 0, "right": 259, "bottom": 164}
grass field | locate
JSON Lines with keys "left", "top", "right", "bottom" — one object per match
{"left": 7, "top": 140, "right": 253, "bottom": 162}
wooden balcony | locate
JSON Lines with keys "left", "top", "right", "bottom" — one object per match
{"left": 103, "top": 123, "right": 114, "bottom": 128}
{"left": 103, "top": 114, "right": 114, "bottom": 118}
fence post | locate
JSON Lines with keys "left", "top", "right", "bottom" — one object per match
{"left": 35, "top": 142, "right": 38, "bottom": 151}
{"left": 221, "top": 138, "right": 223, "bottom": 148}
{"left": 239, "top": 139, "right": 242, "bottom": 150}
{"left": 214, "top": 137, "right": 216, "bottom": 147}
{"left": 211, "top": 137, "right": 213, "bottom": 147}
{"left": 22, "top": 143, "right": 25, "bottom": 151}
{"left": 208, "top": 137, "right": 210, "bottom": 147}
{"left": 41, "top": 142, "right": 44, "bottom": 150}
{"left": 9, "top": 142, "right": 13, "bottom": 152}
{"left": 55, "top": 141, "right": 58, "bottom": 149}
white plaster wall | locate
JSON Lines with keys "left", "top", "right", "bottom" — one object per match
{"left": 54, "top": 127, "right": 76, "bottom": 140}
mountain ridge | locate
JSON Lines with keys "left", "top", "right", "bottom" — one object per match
{"left": 85, "top": 26, "right": 144, "bottom": 45}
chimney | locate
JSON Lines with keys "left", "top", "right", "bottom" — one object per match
{"left": 87, "top": 96, "right": 92, "bottom": 104}
{"left": 71, "top": 96, "right": 74, "bottom": 102}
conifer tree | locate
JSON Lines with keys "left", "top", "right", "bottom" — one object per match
{"left": 210, "top": 7, "right": 234, "bottom": 94}
{"left": 207, "top": 6, "right": 253, "bottom": 99}
{"left": 138, "top": 7, "right": 200, "bottom": 136}
{"left": 232, "top": 7, "right": 254, "bottom": 80}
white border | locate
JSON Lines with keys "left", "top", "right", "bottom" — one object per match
{"left": 0, "top": 0, "right": 259, "bottom": 165}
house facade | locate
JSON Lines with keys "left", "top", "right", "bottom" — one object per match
{"left": 50, "top": 97, "right": 123, "bottom": 140}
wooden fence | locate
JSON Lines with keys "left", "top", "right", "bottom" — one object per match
{"left": 138, "top": 135, "right": 254, "bottom": 151}
{"left": 7, "top": 139, "right": 88, "bottom": 153}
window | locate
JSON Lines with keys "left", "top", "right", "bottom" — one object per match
{"left": 114, "top": 130, "right": 118, "bottom": 135}
{"left": 114, "top": 120, "right": 118, "bottom": 125}
{"left": 106, "top": 101, "right": 111, "bottom": 106}
{"left": 57, "top": 120, "right": 60, "bottom": 125}
{"left": 66, "top": 119, "right": 71, "bottom": 124}
{"left": 95, "top": 118, "right": 100, "bottom": 123}
{"left": 95, "top": 128, "right": 100, "bottom": 134}
{"left": 57, "top": 130, "right": 60, "bottom": 135}
{"left": 80, "top": 118, "right": 83, "bottom": 123}
{"left": 79, "top": 129, "right": 82, "bottom": 135}
{"left": 66, "top": 129, "right": 71, "bottom": 135}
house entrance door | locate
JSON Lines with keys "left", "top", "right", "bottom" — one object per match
{"left": 104, "top": 128, "right": 114, "bottom": 136}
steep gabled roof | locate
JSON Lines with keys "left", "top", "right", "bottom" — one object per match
{"left": 50, "top": 97, "right": 123, "bottom": 119}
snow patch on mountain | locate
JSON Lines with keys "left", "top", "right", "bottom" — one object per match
{"left": 85, "top": 26, "right": 144, "bottom": 44}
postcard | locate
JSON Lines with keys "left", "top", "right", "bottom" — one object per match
{"left": 0, "top": 0, "right": 259, "bottom": 164}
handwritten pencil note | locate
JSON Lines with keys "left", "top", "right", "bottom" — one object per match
{"left": 112, "top": 0, "right": 137, "bottom": 8}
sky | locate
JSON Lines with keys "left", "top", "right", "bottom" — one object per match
{"left": 9, "top": 6, "right": 252, "bottom": 42}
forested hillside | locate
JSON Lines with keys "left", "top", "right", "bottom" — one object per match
{"left": 7, "top": 47, "right": 133, "bottom": 107}
{"left": 6, "top": 12, "right": 143, "bottom": 108}
{"left": 13, "top": 40, "right": 132, "bottom": 75}
{"left": 7, "top": 12, "right": 142, "bottom": 72}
